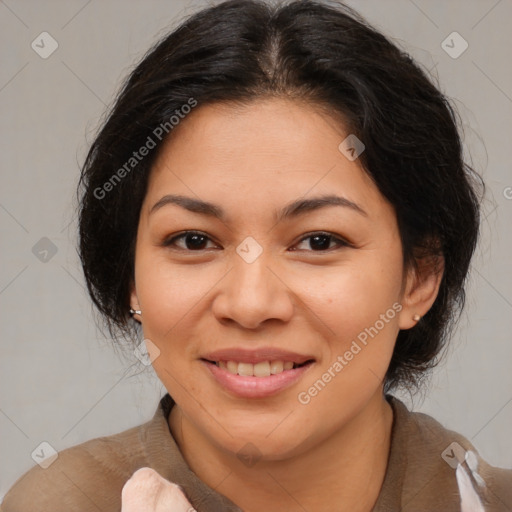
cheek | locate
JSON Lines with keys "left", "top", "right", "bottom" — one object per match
{"left": 288, "top": 254, "right": 403, "bottom": 411}
{"left": 135, "top": 253, "right": 216, "bottom": 332}
{"left": 290, "top": 265, "right": 401, "bottom": 440}
{"left": 291, "top": 257, "right": 403, "bottom": 342}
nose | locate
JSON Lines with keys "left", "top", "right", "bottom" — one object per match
{"left": 211, "top": 250, "right": 294, "bottom": 330}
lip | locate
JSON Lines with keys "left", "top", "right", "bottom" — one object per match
{"left": 201, "top": 359, "right": 315, "bottom": 399}
{"left": 202, "top": 347, "right": 315, "bottom": 365}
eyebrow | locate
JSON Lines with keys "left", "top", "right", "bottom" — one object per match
{"left": 149, "top": 193, "right": 367, "bottom": 222}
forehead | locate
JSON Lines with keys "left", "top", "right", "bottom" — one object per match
{"left": 143, "top": 98, "right": 389, "bottom": 220}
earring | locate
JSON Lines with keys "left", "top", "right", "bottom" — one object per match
{"left": 413, "top": 314, "right": 421, "bottom": 322}
{"left": 130, "top": 308, "right": 142, "bottom": 316}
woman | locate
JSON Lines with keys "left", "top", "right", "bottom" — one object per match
{"left": 1, "top": 0, "right": 510, "bottom": 511}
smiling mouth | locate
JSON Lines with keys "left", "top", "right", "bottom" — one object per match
{"left": 201, "top": 359, "right": 315, "bottom": 377}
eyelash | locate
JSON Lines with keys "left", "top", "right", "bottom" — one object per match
{"left": 162, "top": 230, "right": 352, "bottom": 253}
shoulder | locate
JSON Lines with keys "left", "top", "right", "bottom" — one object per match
{"left": 388, "top": 395, "right": 512, "bottom": 511}
{"left": 1, "top": 417, "right": 156, "bottom": 512}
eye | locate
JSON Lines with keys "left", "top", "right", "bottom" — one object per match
{"left": 291, "top": 232, "right": 350, "bottom": 252}
{"left": 163, "top": 231, "right": 218, "bottom": 251}
{"left": 163, "top": 230, "right": 351, "bottom": 253}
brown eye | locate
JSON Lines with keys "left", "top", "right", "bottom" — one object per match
{"left": 292, "top": 232, "right": 350, "bottom": 252}
{"left": 164, "top": 231, "right": 216, "bottom": 251}
{"left": 308, "top": 234, "right": 332, "bottom": 251}
{"left": 183, "top": 233, "right": 209, "bottom": 250}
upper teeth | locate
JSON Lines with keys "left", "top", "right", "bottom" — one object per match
{"left": 216, "top": 360, "right": 295, "bottom": 377}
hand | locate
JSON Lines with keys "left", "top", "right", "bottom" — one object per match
{"left": 121, "top": 467, "right": 196, "bottom": 512}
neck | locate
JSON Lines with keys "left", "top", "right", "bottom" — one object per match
{"left": 169, "top": 390, "right": 393, "bottom": 512}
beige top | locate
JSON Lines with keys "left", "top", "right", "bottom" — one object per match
{"left": 1, "top": 393, "right": 511, "bottom": 511}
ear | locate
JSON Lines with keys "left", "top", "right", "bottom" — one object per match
{"left": 130, "top": 284, "right": 142, "bottom": 323}
{"left": 398, "top": 252, "right": 444, "bottom": 330}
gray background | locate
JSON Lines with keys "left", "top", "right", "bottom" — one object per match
{"left": 1, "top": 0, "right": 511, "bottom": 501}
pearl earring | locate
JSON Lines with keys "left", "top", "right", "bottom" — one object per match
{"left": 413, "top": 314, "right": 421, "bottom": 322}
{"left": 130, "top": 308, "right": 142, "bottom": 316}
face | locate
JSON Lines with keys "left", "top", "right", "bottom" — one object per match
{"left": 131, "top": 98, "right": 415, "bottom": 460}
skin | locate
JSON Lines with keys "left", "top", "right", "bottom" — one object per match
{"left": 130, "top": 98, "right": 443, "bottom": 512}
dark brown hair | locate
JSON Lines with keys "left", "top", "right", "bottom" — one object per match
{"left": 78, "top": 0, "right": 482, "bottom": 393}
